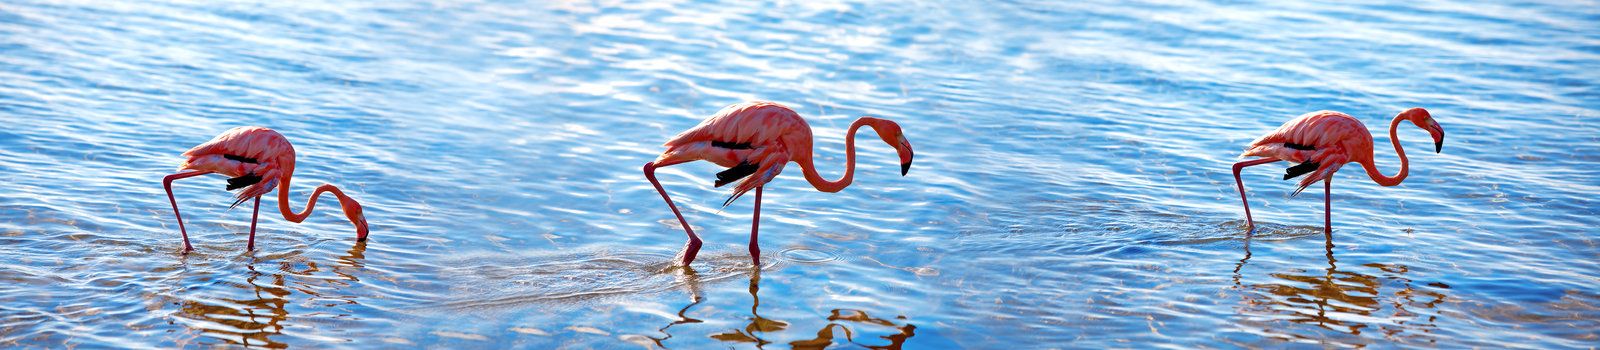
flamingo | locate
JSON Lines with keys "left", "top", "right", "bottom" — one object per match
{"left": 644, "top": 101, "right": 914, "bottom": 267}
{"left": 163, "top": 126, "right": 369, "bottom": 253}
{"left": 1231, "top": 107, "right": 1445, "bottom": 236}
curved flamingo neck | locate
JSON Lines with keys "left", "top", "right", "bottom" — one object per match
{"left": 1361, "top": 114, "right": 1410, "bottom": 186}
{"left": 799, "top": 118, "right": 871, "bottom": 193}
{"left": 275, "top": 163, "right": 359, "bottom": 223}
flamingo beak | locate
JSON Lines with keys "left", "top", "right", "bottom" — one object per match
{"left": 1426, "top": 121, "right": 1444, "bottom": 153}
{"left": 899, "top": 142, "right": 913, "bottom": 176}
{"left": 353, "top": 215, "right": 369, "bottom": 241}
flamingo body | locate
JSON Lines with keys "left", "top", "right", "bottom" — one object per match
{"left": 1240, "top": 111, "right": 1370, "bottom": 195}
{"left": 656, "top": 102, "right": 809, "bottom": 204}
{"left": 645, "top": 101, "right": 914, "bottom": 267}
{"left": 179, "top": 126, "right": 293, "bottom": 206}
{"left": 1231, "top": 108, "right": 1445, "bottom": 235}
{"left": 164, "top": 126, "right": 368, "bottom": 253}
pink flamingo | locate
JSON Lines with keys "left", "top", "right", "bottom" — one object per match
{"left": 163, "top": 126, "right": 369, "bottom": 253}
{"left": 644, "top": 101, "right": 914, "bottom": 267}
{"left": 1232, "top": 108, "right": 1444, "bottom": 235}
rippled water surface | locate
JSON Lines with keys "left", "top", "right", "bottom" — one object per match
{"left": 3, "top": 0, "right": 1598, "bottom": 348}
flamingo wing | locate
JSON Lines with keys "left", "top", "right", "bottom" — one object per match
{"left": 654, "top": 102, "right": 808, "bottom": 205}
{"left": 1285, "top": 144, "right": 1349, "bottom": 196}
{"left": 1241, "top": 111, "right": 1369, "bottom": 195}
{"left": 662, "top": 102, "right": 802, "bottom": 150}
{"left": 721, "top": 148, "right": 789, "bottom": 207}
{"left": 1241, "top": 135, "right": 1317, "bottom": 164}
{"left": 178, "top": 127, "right": 292, "bottom": 207}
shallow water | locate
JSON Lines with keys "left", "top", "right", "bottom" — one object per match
{"left": 2, "top": 0, "right": 1598, "bottom": 348}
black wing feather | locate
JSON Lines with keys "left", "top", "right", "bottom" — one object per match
{"left": 714, "top": 162, "right": 759, "bottom": 188}
{"left": 224, "top": 173, "right": 263, "bottom": 209}
{"left": 712, "top": 140, "right": 754, "bottom": 149}
{"left": 1283, "top": 142, "right": 1316, "bottom": 151}
{"left": 223, "top": 154, "right": 259, "bottom": 163}
{"left": 1283, "top": 161, "right": 1319, "bottom": 181}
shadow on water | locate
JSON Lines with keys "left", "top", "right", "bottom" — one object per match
{"left": 171, "top": 242, "right": 369, "bottom": 348}
{"left": 652, "top": 268, "right": 918, "bottom": 349}
{"left": 1231, "top": 235, "right": 1451, "bottom": 346}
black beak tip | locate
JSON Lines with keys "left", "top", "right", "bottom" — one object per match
{"left": 901, "top": 162, "right": 911, "bottom": 176}
{"left": 1435, "top": 141, "right": 1443, "bottom": 153}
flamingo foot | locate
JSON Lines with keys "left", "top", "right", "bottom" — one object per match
{"left": 749, "top": 186, "right": 763, "bottom": 268}
{"left": 676, "top": 238, "right": 703, "bottom": 267}
{"left": 749, "top": 247, "right": 761, "bottom": 267}
{"left": 646, "top": 161, "right": 704, "bottom": 267}
{"left": 1324, "top": 178, "right": 1334, "bottom": 246}
{"left": 164, "top": 171, "right": 213, "bottom": 255}
{"left": 1232, "top": 158, "right": 1281, "bottom": 235}
{"left": 246, "top": 195, "right": 261, "bottom": 251}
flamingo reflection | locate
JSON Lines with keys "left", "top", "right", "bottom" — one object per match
{"left": 174, "top": 262, "right": 294, "bottom": 348}
{"left": 1233, "top": 235, "right": 1449, "bottom": 344}
{"left": 172, "top": 244, "right": 369, "bottom": 347}
{"left": 652, "top": 267, "right": 917, "bottom": 349}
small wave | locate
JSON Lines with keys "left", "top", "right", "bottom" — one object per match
{"left": 778, "top": 247, "right": 840, "bottom": 264}
{"left": 422, "top": 249, "right": 778, "bottom": 312}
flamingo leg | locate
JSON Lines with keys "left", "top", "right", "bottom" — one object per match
{"left": 1232, "top": 158, "right": 1282, "bottom": 233}
{"left": 1324, "top": 177, "right": 1333, "bottom": 244}
{"left": 644, "top": 161, "right": 703, "bottom": 266}
{"left": 164, "top": 171, "right": 214, "bottom": 253}
{"left": 750, "top": 186, "right": 763, "bottom": 267}
{"left": 247, "top": 195, "right": 261, "bottom": 251}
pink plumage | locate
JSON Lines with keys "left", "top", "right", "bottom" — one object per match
{"left": 655, "top": 102, "right": 810, "bottom": 204}
{"left": 163, "top": 126, "right": 368, "bottom": 253}
{"left": 1240, "top": 111, "right": 1370, "bottom": 195}
{"left": 178, "top": 126, "right": 293, "bottom": 207}
{"left": 1230, "top": 107, "right": 1446, "bottom": 235}
{"left": 644, "top": 101, "right": 916, "bottom": 267}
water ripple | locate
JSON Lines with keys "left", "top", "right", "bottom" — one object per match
{"left": 2, "top": 0, "right": 1598, "bottom": 348}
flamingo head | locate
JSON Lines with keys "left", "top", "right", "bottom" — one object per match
{"left": 1402, "top": 107, "right": 1445, "bottom": 153}
{"left": 342, "top": 198, "right": 369, "bottom": 241}
{"left": 868, "top": 118, "right": 914, "bottom": 176}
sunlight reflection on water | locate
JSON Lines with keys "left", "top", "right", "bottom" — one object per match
{"left": 1, "top": 0, "right": 1597, "bottom": 348}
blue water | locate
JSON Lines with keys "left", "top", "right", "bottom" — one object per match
{"left": 2, "top": 0, "right": 1598, "bottom": 348}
